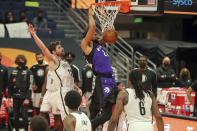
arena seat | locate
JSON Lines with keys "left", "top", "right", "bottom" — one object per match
{"left": 48, "top": 21, "right": 56, "bottom": 30}
{"left": 36, "top": 30, "right": 50, "bottom": 38}
{"left": 11, "top": 2, "right": 25, "bottom": 10}
{"left": 0, "top": 2, "right": 12, "bottom": 10}
{"left": 51, "top": 30, "right": 65, "bottom": 38}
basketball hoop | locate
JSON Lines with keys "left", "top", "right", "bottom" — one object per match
{"left": 92, "top": 1, "right": 130, "bottom": 32}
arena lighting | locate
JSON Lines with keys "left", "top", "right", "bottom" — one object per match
{"left": 164, "top": 11, "right": 197, "bottom": 15}
{"left": 134, "top": 18, "right": 143, "bottom": 23}
{"left": 25, "top": 1, "right": 39, "bottom": 7}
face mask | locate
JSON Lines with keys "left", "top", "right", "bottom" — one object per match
{"left": 17, "top": 62, "right": 25, "bottom": 67}
{"left": 38, "top": 16, "right": 43, "bottom": 21}
{"left": 164, "top": 62, "right": 169, "bottom": 67}
{"left": 182, "top": 72, "right": 188, "bottom": 78}
{"left": 139, "top": 62, "right": 146, "bottom": 68}
{"left": 38, "top": 60, "right": 43, "bottom": 65}
{"left": 66, "top": 59, "right": 72, "bottom": 64}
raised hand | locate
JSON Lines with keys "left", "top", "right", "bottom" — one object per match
{"left": 89, "top": 5, "right": 94, "bottom": 16}
{"left": 28, "top": 24, "right": 35, "bottom": 34}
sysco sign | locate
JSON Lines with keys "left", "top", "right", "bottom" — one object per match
{"left": 173, "top": 0, "right": 193, "bottom": 7}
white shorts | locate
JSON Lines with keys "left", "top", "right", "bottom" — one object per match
{"left": 40, "top": 87, "right": 72, "bottom": 120}
{"left": 32, "top": 92, "right": 41, "bottom": 108}
{"left": 128, "top": 122, "right": 154, "bottom": 131}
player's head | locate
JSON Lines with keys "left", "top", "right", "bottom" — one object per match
{"left": 15, "top": 54, "right": 27, "bottom": 67}
{"left": 29, "top": 116, "right": 48, "bottom": 131}
{"left": 138, "top": 56, "right": 147, "bottom": 69}
{"left": 64, "top": 52, "right": 75, "bottom": 64}
{"left": 83, "top": 28, "right": 99, "bottom": 41}
{"left": 129, "top": 70, "right": 150, "bottom": 100}
{"left": 35, "top": 53, "right": 44, "bottom": 65}
{"left": 48, "top": 41, "right": 64, "bottom": 57}
{"left": 65, "top": 90, "right": 82, "bottom": 111}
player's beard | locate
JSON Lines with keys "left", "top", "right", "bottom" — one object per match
{"left": 57, "top": 51, "right": 64, "bottom": 58}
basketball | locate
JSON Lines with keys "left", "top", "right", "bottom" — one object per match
{"left": 103, "top": 29, "right": 118, "bottom": 44}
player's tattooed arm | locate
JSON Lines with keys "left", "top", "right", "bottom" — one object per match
{"left": 63, "top": 115, "right": 76, "bottom": 131}
{"left": 28, "top": 24, "right": 57, "bottom": 63}
{"left": 108, "top": 91, "right": 128, "bottom": 131}
{"left": 151, "top": 92, "right": 164, "bottom": 131}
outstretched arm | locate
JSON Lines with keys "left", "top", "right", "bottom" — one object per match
{"left": 108, "top": 91, "right": 128, "bottom": 131}
{"left": 81, "top": 6, "right": 96, "bottom": 55}
{"left": 187, "top": 87, "right": 194, "bottom": 106}
{"left": 28, "top": 24, "right": 55, "bottom": 63}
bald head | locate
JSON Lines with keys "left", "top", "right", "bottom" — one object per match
{"left": 162, "top": 57, "right": 170, "bottom": 64}
{"left": 162, "top": 57, "right": 171, "bottom": 68}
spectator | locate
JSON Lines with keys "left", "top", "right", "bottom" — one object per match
{"left": 5, "top": 11, "right": 15, "bottom": 23}
{"left": 30, "top": 53, "right": 48, "bottom": 115}
{"left": 0, "top": 52, "right": 8, "bottom": 108}
{"left": 134, "top": 56, "right": 157, "bottom": 97}
{"left": 29, "top": 116, "right": 48, "bottom": 131}
{"left": 177, "top": 68, "right": 192, "bottom": 88}
{"left": 156, "top": 57, "right": 176, "bottom": 88}
{"left": 8, "top": 55, "right": 33, "bottom": 131}
{"left": 32, "top": 11, "right": 49, "bottom": 31}
{"left": 64, "top": 52, "right": 81, "bottom": 88}
{"left": 19, "top": 11, "right": 28, "bottom": 23}
{"left": 187, "top": 80, "right": 197, "bottom": 117}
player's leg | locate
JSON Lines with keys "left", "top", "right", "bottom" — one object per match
{"left": 91, "top": 102, "right": 113, "bottom": 130}
{"left": 32, "top": 92, "right": 41, "bottom": 115}
{"left": 52, "top": 90, "right": 65, "bottom": 131}
{"left": 21, "top": 103, "right": 28, "bottom": 131}
{"left": 40, "top": 91, "right": 51, "bottom": 124}
{"left": 53, "top": 114, "right": 63, "bottom": 131}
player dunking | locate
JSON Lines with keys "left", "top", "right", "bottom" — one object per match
{"left": 108, "top": 70, "right": 164, "bottom": 131}
{"left": 28, "top": 24, "right": 74, "bottom": 131}
{"left": 81, "top": 6, "right": 118, "bottom": 130}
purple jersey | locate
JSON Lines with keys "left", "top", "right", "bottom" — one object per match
{"left": 93, "top": 45, "right": 113, "bottom": 75}
{"left": 84, "top": 40, "right": 113, "bottom": 75}
{"left": 84, "top": 40, "right": 116, "bottom": 101}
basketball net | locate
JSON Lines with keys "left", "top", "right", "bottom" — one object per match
{"left": 93, "top": 2, "right": 120, "bottom": 32}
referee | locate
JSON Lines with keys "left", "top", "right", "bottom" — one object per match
{"left": 135, "top": 56, "right": 157, "bottom": 97}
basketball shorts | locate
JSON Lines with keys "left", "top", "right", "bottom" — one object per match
{"left": 128, "top": 122, "right": 154, "bottom": 131}
{"left": 32, "top": 92, "right": 41, "bottom": 108}
{"left": 40, "top": 88, "right": 70, "bottom": 120}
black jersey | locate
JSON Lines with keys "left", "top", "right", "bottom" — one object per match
{"left": 30, "top": 64, "right": 48, "bottom": 93}
{"left": 81, "top": 65, "right": 93, "bottom": 94}
{"left": 71, "top": 64, "right": 80, "bottom": 84}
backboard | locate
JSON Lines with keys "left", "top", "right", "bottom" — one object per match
{"left": 96, "top": 0, "right": 163, "bottom": 15}
{"left": 131, "top": 0, "right": 158, "bottom": 11}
